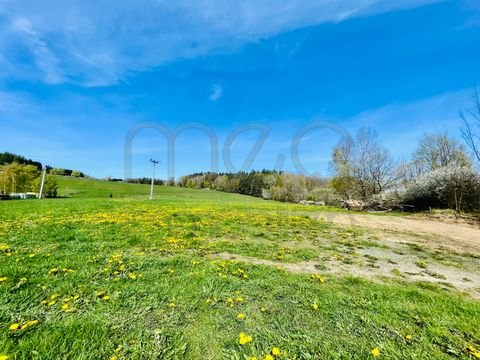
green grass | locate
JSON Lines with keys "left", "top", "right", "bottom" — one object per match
{"left": 0, "top": 178, "right": 479, "bottom": 359}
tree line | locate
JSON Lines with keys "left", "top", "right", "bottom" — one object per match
{"left": 0, "top": 152, "right": 60, "bottom": 197}
{"left": 0, "top": 152, "right": 43, "bottom": 171}
{"left": 0, "top": 163, "right": 57, "bottom": 197}
{"left": 177, "top": 170, "right": 331, "bottom": 203}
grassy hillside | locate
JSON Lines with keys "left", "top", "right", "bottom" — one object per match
{"left": 0, "top": 178, "right": 479, "bottom": 359}
{"left": 56, "top": 176, "right": 157, "bottom": 198}
{"left": 55, "top": 176, "right": 274, "bottom": 204}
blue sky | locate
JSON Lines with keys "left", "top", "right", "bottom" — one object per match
{"left": 1, "top": 0, "right": 479, "bottom": 179}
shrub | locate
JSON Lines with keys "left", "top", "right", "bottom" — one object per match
{"left": 71, "top": 171, "right": 84, "bottom": 177}
{"left": 403, "top": 166, "right": 480, "bottom": 211}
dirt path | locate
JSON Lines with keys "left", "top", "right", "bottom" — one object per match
{"left": 211, "top": 211, "right": 480, "bottom": 300}
{"left": 213, "top": 251, "right": 480, "bottom": 300}
{"left": 314, "top": 212, "right": 480, "bottom": 253}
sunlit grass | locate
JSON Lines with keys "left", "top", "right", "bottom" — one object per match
{"left": 0, "top": 180, "right": 479, "bottom": 359}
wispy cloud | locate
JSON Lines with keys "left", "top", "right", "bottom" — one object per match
{"left": 12, "top": 17, "right": 63, "bottom": 84}
{"left": 0, "top": 0, "right": 447, "bottom": 86}
{"left": 209, "top": 84, "right": 223, "bottom": 101}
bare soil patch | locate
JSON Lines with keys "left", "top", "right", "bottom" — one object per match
{"left": 212, "top": 212, "right": 480, "bottom": 299}
{"left": 314, "top": 212, "right": 480, "bottom": 253}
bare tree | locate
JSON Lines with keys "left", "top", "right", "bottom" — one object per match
{"left": 330, "top": 128, "right": 399, "bottom": 199}
{"left": 412, "top": 132, "right": 470, "bottom": 174}
{"left": 460, "top": 89, "right": 480, "bottom": 165}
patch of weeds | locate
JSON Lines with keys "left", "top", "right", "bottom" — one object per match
{"left": 314, "top": 263, "right": 328, "bottom": 271}
{"left": 439, "top": 282, "right": 455, "bottom": 289}
{"left": 415, "top": 260, "right": 428, "bottom": 269}
{"left": 390, "top": 268, "right": 404, "bottom": 277}
{"left": 407, "top": 243, "right": 425, "bottom": 252}
{"left": 364, "top": 254, "right": 378, "bottom": 261}
{"left": 341, "top": 257, "right": 354, "bottom": 265}
{"left": 359, "top": 240, "right": 390, "bottom": 249}
{"left": 405, "top": 271, "right": 423, "bottom": 276}
{"left": 423, "top": 270, "right": 447, "bottom": 280}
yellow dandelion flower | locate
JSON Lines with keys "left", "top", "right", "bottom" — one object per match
{"left": 261, "top": 307, "right": 267, "bottom": 313}
{"left": 24, "top": 320, "right": 38, "bottom": 328}
{"left": 169, "top": 303, "right": 176, "bottom": 308}
{"left": 102, "top": 295, "right": 110, "bottom": 301}
{"left": 239, "top": 332, "right": 253, "bottom": 345}
{"left": 405, "top": 335, "right": 412, "bottom": 341}
{"left": 312, "top": 303, "right": 319, "bottom": 310}
{"left": 0, "top": 277, "right": 7, "bottom": 283}
{"left": 237, "top": 313, "right": 246, "bottom": 320}
{"left": 0, "top": 354, "right": 9, "bottom": 360}
{"left": 271, "top": 347, "right": 281, "bottom": 356}
{"left": 47, "top": 301, "right": 56, "bottom": 306}
{"left": 128, "top": 273, "right": 137, "bottom": 280}
{"left": 265, "top": 355, "right": 274, "bottom": 360}
{"left": 371, "top": 347, "right": 380, "bottom": 357}
{"left": 9, "top": 323, "right": 20, "bottom": 331}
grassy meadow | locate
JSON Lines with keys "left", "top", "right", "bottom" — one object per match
{"left": 0, "top": 178, "right": 479, "bottom": 359}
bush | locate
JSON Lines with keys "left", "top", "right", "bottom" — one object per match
{"left": 71, "top": 171, "right": 84, "bottom": 177}
{"left": 403, "top": 166, "right": 480, "bottom": 211}
{"left": 50, "top": 168, "right": 65, "bottom": 176}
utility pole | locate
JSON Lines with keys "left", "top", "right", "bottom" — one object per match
{"left": 39, "top": 166, "right": 47, "bottom": 199}
{"left": 149, "top": 159, "right": 160, "bottom": 200}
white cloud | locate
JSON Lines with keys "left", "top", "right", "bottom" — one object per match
{"left": 0, "top": 0, "right": 446, "bottom": 86}
{"left": 12, "top": 17, "right": 63, "bottom": 84}
{"left": 209, "top": 84, "right": 223, "bottom": 101}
